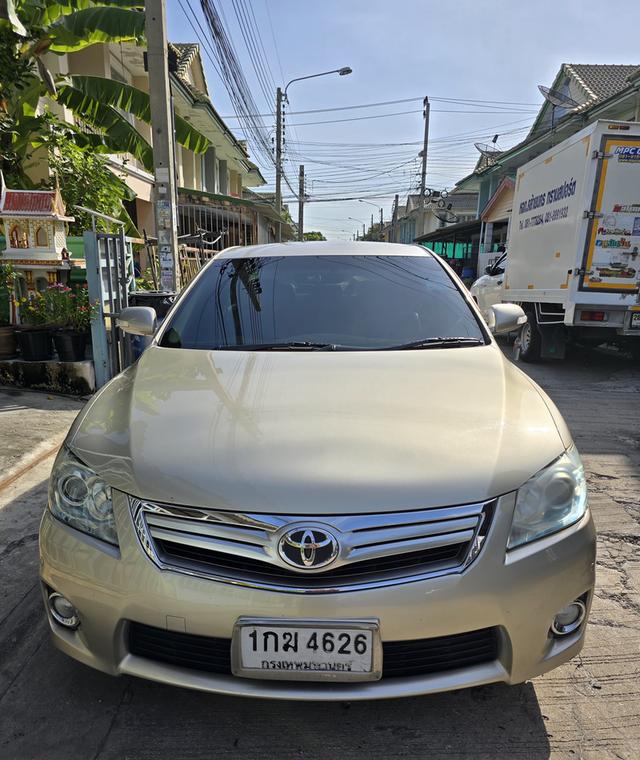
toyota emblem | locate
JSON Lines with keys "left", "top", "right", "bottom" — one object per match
{"left": 278, "top": 527, "right": 339, "bottom": 570}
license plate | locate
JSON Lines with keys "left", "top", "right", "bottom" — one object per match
{"left": 631, "top": 312, "right": 640, "bottom": 329}
{"left": 231, "top": 618, "right": 382, "bottom": 682}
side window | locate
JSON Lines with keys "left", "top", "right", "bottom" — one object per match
{"left": 493, "top": 253, "right": 507, "bottom": 275}
{"left": 10, "top": 224, "right": 28, "bottom": 249}
{"left": 35, "top": 226, "right": 48, "bottom": 247}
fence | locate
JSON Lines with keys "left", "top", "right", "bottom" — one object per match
{"left": 84, "top": 230, "right": 136, "bottom": 388}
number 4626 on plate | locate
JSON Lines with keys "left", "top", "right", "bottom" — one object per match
{"left": 231, "top": 618, "right": 383, "bottom": 682}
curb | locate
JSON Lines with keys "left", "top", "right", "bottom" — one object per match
{"left": 0, "top": 436, "right": 64, "bottom": 493}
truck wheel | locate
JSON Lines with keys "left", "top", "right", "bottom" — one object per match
{"left": 518, "top": 319, "right": 542, "bottom": 362}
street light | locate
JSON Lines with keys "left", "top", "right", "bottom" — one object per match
{"left": 284, "top": 67, "right": 352, "bottom": 99}
{"left": 348, "top": 217, "right": 367, "bottom": 239}
{"left": 359, "top": 199, "right": 384, "bottom": 239}
{"left": 275, "top": 66, "right": 352, "bottom": 241}
{"left": 358, "top": 199, "right": 382, "bottom": 211}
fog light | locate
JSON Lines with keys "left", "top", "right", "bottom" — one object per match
{"left": 48, "top": 592, "right": 80, "bottom": 629}
{"left": 552, "top": 599, "right": 586, "bottom": 636}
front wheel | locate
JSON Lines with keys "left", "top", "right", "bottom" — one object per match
{"left": 518, "top": 319, "right": 542, "bottom": 362}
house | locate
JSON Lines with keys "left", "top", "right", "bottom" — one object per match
{"left": 437, "top": 63, "right": 640, "bottom": 279}
{"left": 43, "top": 40, "right": 291, "bottom": 247}
{"left": 456, "top": 64, "right": 640, "bottom": 216}
{"left": 389, "top": 191, "right": 478, "bottom": 244}
{"left": 477, "top": 176, "right": 514, "bottom": 275}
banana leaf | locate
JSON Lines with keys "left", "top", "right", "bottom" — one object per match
{"left": 64, "top": 76, "right": 211, "bottom": 154}
{"left": 47, "top": 7, "right": 145, "bottom": 52}
{"left": 56, "top": 84, "right": 153, "bottom": 169}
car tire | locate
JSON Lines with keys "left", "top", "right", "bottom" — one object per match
{"left": 518, "top": 319, "right": 542, "bottom": 362}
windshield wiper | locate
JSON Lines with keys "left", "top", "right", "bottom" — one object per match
{"left": 217, "top": 341, "right": 339, "bottom": 351}
{"left": 381, "top": 337, "right": 485, "bottom": 350}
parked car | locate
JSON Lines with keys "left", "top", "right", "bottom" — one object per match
{"left": 470, "top": 251, "right": 507, "bottom": 321}
{"left": 40, "top": 241, "right": 595, "bottom": 700}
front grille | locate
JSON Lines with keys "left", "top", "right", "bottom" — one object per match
{"left": 155, "top": 539, "right": 465, "bottom": 587}
{"left": 128, "top": 622, "right": 499, "bottom": 680}
{"left": 131, "top": 499, "right": 494, "bottom": 592}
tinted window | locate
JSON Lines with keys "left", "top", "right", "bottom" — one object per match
{"left": 160, "top": 255, "right": 486, "bottom": 350}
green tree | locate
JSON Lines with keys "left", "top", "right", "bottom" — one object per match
{"left": 47, "top": 126, "right": 134, "bottom": 233}
{"left": 0, "top": 1, "right": 209, "bottom": 186}
{"left": 303, "top": 231, "right": 326, "bottom": 241}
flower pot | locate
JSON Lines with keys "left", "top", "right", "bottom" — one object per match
{"left": 53, "top": 330, "right": 87, "bottom": 362}
{"left": 0, "top": 325, "right": 17, "bottom": 359}
{"left": 18, "top": 329, "right": 53, "bottom": 361}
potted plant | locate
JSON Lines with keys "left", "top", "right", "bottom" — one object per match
{"left": 0, "top": 263, "right": 17, "bottom": 359}
{"left": 17, "top": 289, "right": 54, "bottom": 361}
{"left": 52, "top": 285, "right": 96, "bottom": 362}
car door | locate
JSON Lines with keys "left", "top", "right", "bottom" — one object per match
{"left": 471, "top": 253, "right": 507, "bottom": 319}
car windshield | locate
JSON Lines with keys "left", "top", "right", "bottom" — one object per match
{"left": 159, "top": 254, "right": 487, "bottom": 351}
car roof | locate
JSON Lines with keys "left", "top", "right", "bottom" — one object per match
{"left": 216, "top": 241, "right": 433, "bottom": 259}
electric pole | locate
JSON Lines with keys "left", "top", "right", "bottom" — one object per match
{"left": 380, "top": 207, "right": 384, "bottom": 240}
{"left": 297, "top": 164, "right": 305, "bottom": 241}
{"left": 419, "top": 96, "right": 430, "bottom": 237}
{"left": 275, "top": 87, "right": 284, "bottom": 242}
{"left": 392, "top": 193, "right": 399, "bottom": 242}
{"left": 145, "top": 0, "right": 180, "bottom": 292}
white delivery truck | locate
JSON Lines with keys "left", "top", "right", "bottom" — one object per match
{"left": 476, "top": 120, "right": 640, "bottom": 361}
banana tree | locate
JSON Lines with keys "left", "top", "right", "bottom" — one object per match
{"left": 0, "top": 0, "right": 210, "bottom": 180}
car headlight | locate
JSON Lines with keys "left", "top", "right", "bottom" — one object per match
{"left": 508, "top": 447, "right": 587, "bottom": 549}
{"left": 48, "top": 447, "right": 118, "bottom": 546}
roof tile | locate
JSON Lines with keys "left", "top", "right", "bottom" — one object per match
{"left": 566, "top": 63, "right": 640, "bottom": 105}
{"left": 1, "top": 190, "right": 66, "bottom": 216}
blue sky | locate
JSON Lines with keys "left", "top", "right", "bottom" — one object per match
{"left": 168, "top": 0, "right": 640, "bottom": 239}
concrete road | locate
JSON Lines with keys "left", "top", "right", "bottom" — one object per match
{"left": 0, "top": 349, "right": 639, "bottom": 760}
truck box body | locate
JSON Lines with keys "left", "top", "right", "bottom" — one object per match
{"left": 505, "top": 120, "right": 640, "bottom": 334}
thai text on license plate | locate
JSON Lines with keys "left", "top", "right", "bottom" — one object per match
{"left": 232, "top": 620, "right": 381, "bottom": 681}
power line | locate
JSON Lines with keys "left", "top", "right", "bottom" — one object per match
{"left": 253, "top": 109, "right": 536, "bottom": 129}
{"left": 220, "top": 95, "right": 540, "bottom": 119}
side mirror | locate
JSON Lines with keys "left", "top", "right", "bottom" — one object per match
{"left": 487, "top": 303, "right": 527, "bottom": 335}
{"left": 117, "top": 306, "right": 157, "bottom": 336}
{"left": 484, "top": 265, "right": 493, "bottom": 275}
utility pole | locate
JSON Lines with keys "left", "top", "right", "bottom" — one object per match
{"left": 275, "top": 87, "right": 284, "bottom": 242}
{"left": 362, "top": 223, "right": 365, "bottom": 239}
{"left": 297, "top": 164, "right": 305, "bottom": 241}
{"left": 419, "top": 95, "right": 430, "bottom": 238}
{"left": 275, "top": 67, "right": 351, "bottom": 244}
{"left": 380, "top": 207, "right": 384, "bottom": 240}
{"left": 392, "top": 193, "right": 399, "bottom": 243}
{"left": 145, "top": 0, "right": 180, "bottom": 292}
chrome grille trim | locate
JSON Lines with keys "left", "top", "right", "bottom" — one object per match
{"left": 130, "top": 498, "right": 494, "bottom": 594}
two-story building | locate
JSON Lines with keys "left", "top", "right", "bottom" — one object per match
{"left": 454, "top": 63, "right": 640, "bottom": 273}
{"left": 43, "top": 40, "right": 291, "bottom": 248}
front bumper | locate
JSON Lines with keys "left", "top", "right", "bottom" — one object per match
{"left": 39, "top": 492, "right": 596, "bottom": 700}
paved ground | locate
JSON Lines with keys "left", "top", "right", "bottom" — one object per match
{"left": 0, "top": 348, "right": 639, "bottom": 760}
{"left": 0, "top": 388, "right": 83, "bottom": 485}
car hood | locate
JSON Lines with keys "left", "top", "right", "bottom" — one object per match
{"left": 68, "top": 345, "right": 569, "bottom": 514}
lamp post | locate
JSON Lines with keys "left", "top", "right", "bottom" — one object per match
{"left": 359, "top": 199, "right": 384, "bottom": 239}
{"left": 348, "top": 217, "right": 367, "bottom": 239}
{"left": 275, "top": 66, "right": 352, "bottom": 241}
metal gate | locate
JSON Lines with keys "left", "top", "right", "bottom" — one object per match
{"left": 84, "top": 230, "right": 136, "bottom": 388}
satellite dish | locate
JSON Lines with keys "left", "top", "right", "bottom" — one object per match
{"left": 434, "top": 208, "right": 458, "bottom": 225}
{"left": 474, "top": 142, "right": 502, "bottom": 157}
{"left": 537, "top": 85, "right": 581, "bottom": 109}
